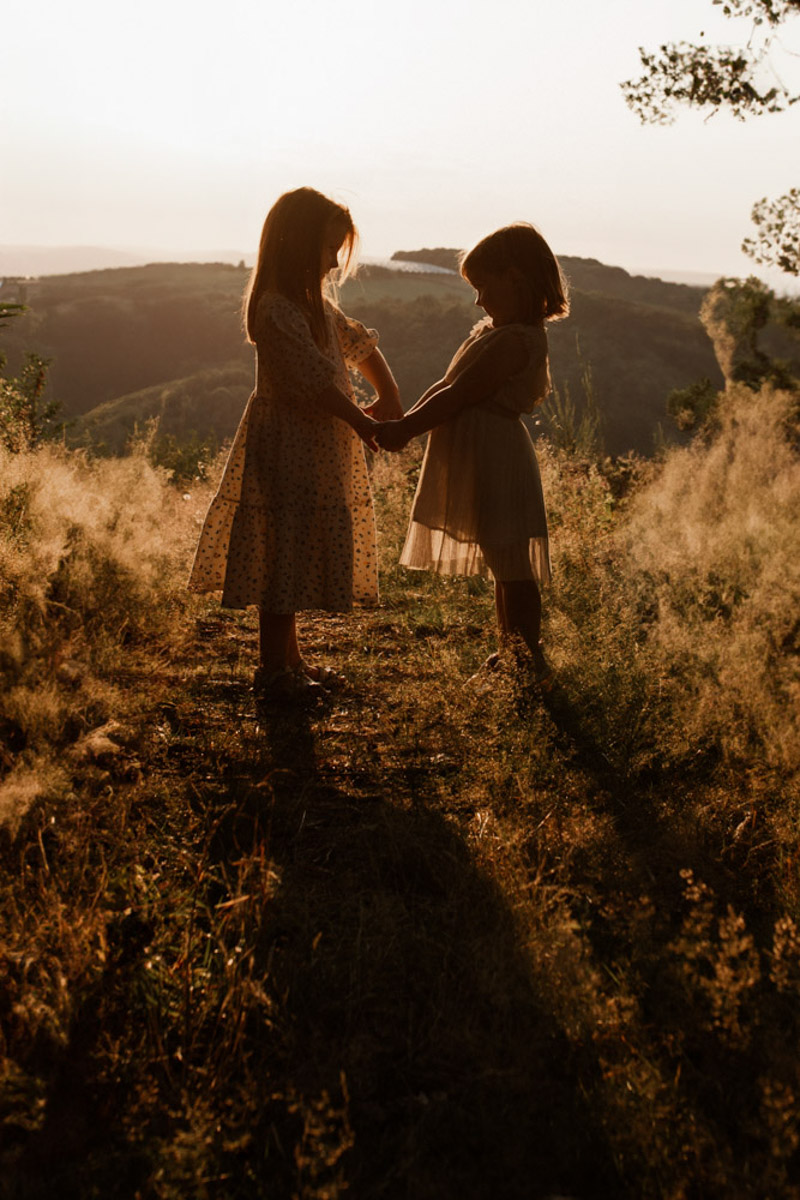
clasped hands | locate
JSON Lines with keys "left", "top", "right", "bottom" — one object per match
{"left": 372, "top": 420, "right": 410, "bottom": 452}
{"left": 361, "top": 395, "right": 411, "bottom": 453}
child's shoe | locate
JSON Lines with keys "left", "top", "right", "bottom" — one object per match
{"left": 301, "top": 662, "right": 347, "bottom": 689}
{"left": 464, "top": 651, "right": 502, "bottom": 693}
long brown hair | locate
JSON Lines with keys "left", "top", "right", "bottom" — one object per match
{"left": 243, "top": 187, "right": 358, "bottom": 345}
{"left": 460, "top": 223, "right": 569, "bottom": 323}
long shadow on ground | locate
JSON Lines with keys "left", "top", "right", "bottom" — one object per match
{"left": 539, "top": 681, "right": 779, "bottom": 919}
{"left": 535, "top": 681, "right": 786, "bottom": 1191}
{"left": 194, "top": 692, "right": 622, "bottom": 1199}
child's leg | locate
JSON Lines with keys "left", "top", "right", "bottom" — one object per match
{"left": 495, "top": 579, "right": 546, "bottom": 669}
{"left": 256, "top": 612, "right": 341, "bottom": 693}
{"left": 494, "top": 582, "right": 508, "bottom": 640}
{"left": 258, "top": 610, "right": 302, "bottom": 673}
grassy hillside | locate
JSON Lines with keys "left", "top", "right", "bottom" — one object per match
{"left": 549, "top": 289, "right": 718, "bottom": 451}
{"left": 78, "top": 363, "right": 252, "bottom": 453}
{"left": 4, "top": 263, "right": 250, "bottom": 419}
{"left": 1, "top": 369, "right": 799, "bottom": 1196}
{"left": 4, "top": 258, "right": 725, "bottom": 456}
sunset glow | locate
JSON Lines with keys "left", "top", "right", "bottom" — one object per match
{"left": 3, "top": 0, "right": 799, "bottom": 282}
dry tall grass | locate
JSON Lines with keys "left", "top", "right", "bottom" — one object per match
{"left": 0, "top": 439, "right": 213, "bottom": 833}
{"left": 539, "top": 380, "right": 800, "bottom": 781}
{"left": 622, "top": 382, "right": 800, "bottom": 769}
{"left": 2, "top": 378, "right": 800, "bottom": 1198}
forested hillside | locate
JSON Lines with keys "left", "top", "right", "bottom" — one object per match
{"left": 1, "top": 256, "right": 729, "bottom": 455}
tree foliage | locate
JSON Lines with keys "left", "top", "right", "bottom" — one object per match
{"left": 0, "top": 304, "right": 63, "bottom": 452}
{"left": 742, "top": 187, "right": 800, "bottom": 275}
{"left": 622, "top": 41, "right": 794, "bottom": 124}
{"left": 666, "top": 376, "right": 720, "bottom": 430}
{"left": 0, "top": 352, "right": 63, "bottom": 453}
{"left": 700, "top": 275, "right": 796, "bottom": 388}
{"left": 666, "top": 273, "right": 799, "bottom": 433}
{"left": 620, "top": 0, "right": 800, "bottom": 273}
{"left": 621, "top": 0, "right": 800, "bottom": 123}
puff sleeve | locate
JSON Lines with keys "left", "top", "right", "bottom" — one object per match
{"left": 256, "top": 293, "right": 338, "bottom": 404}
{"left": 328, "top": 303, "right": 379, "bottom": 368}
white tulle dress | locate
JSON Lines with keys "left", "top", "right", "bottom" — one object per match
{"left": 399, "top": 319, "right": 552, "bottom": 584}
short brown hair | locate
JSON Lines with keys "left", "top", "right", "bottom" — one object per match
{"left": 461, "top": 223, "right": 569, "bottom": 322}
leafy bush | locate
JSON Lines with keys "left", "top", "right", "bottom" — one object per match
{"left": 666, "top": 375, "right": 719, "bottom": 431}
{"left": 0, "top": 352, "right": 65, "bottom": 453}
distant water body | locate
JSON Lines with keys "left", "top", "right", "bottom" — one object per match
{"left": 363, "top": 257, "right": 455, "bottom": 275}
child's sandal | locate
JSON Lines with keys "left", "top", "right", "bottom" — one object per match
{"left": 520, "top": 656, "right": 555, "bottom": 697}
{"left": 464, "top": 651, "right": 503, "bottom": 692}
{"left": 531, "top": 648, "right": 555, "bottom": 691}
{"left": 301, "top": 662, "right": 347, "bottom": 689}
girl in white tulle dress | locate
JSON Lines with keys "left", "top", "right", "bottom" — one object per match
{"left": 189, "top": 188, "right": 401, "bottom": 700}
{"left": 375, "top": 223, "right": 568, "bottom": 690}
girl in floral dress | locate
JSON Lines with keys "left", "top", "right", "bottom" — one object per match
{"left": 189, "top": 188, "right": 402, "bottom": 700}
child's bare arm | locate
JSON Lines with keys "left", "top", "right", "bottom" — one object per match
{"left": 314, "top": 383, "right": 379, "bottom": 449}
{"left": 374, "top": 378, "right": 449, "bottom": 449}
{"left": 357, "top": 348, "right": 403, "bottom": 420}
{"left": 405, "top": 378, "right": 448, "bottom": 415}
{"left": 382, "top": 331, "right": 528, "bottom": 445}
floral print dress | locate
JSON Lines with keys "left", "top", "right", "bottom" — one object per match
{"left": 188, "top": 292, "right": 379, "bottom": 612}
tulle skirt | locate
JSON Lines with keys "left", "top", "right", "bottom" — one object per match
{"left": 399, "top": 406, "right": 551, "bottom": 585}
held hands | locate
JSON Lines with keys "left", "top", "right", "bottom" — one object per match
{"left": 354, "top": 390, "right": 410, "bottom": 453}
{"left": 354, "top": 411, "right": 380, "bottom": 452}
{"left": 373, "top": 419, "right": 411, "bottom": 452}
{"left": 354, "top": 412, "right": 409, "bottom": 454}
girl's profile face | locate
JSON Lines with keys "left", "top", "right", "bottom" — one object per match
{"left": 320, "top": 218, "right": 348, "bottom": 278}
{"left": 469, "top": 268, "right": 525, "bottom": 326}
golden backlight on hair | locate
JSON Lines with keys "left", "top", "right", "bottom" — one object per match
{"left": 243, "top": 188, "right": 359, "bottom": 346}
{"left": 461, "top": 223, "right": 569, "bottom": 323}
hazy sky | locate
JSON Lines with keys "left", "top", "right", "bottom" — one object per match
{"left": 4, "top": 0, "right": 799, "bottom": 283}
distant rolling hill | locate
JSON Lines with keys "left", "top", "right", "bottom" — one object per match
{"left": 76, "top": 364, "right": 253, "bottom": 453}
{"left": 0, "top": 244, "right": 252, "bottom": 277}
{"left": 1, "top": 256, "right": 725, "bottom": 456}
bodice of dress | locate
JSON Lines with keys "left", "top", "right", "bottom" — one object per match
{"left": 445, "top": 320, "right": 550, "bottom": 416}
{"left": 253, "top": 292, "right": 378, "bottom": 404}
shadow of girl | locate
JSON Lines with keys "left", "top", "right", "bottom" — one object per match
{"left": 201, "top": 710, "right": 620, "bottom": 1200}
